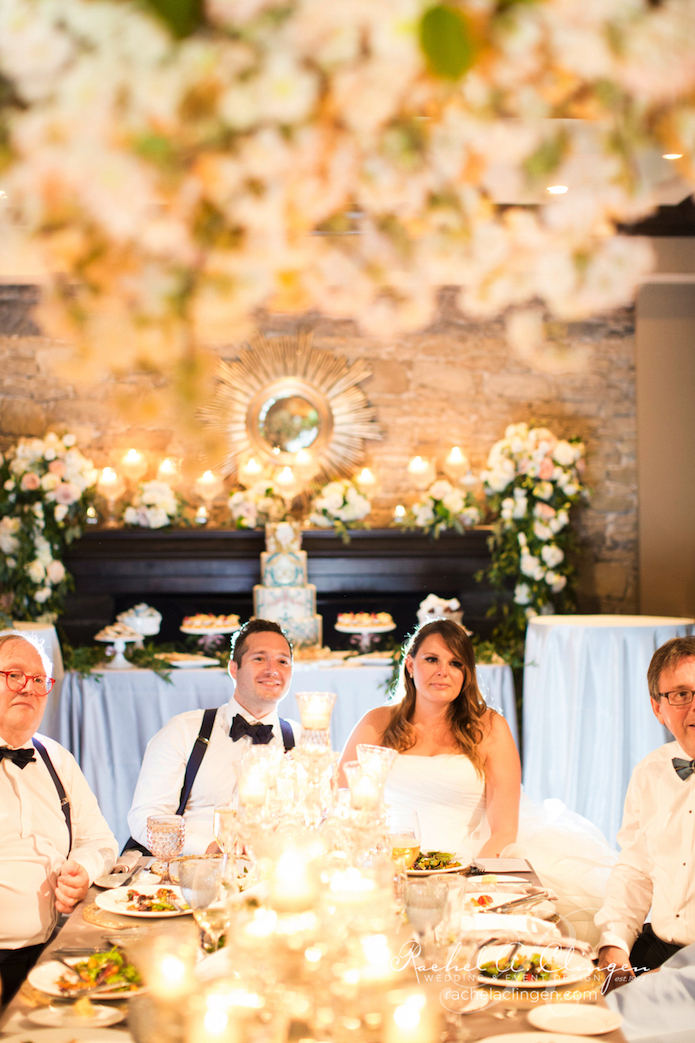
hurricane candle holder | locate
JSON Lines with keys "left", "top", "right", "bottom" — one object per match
{"left": 356, "top": 744, "right": 397, "bottom": 783}
{"left": 343, "top": 761, "right": 383, "bottom": 812}
{"left": 295, "top": 691, "right": 336, "bottom": 747}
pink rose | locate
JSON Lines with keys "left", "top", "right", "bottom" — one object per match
{"left": 539, "top": 457, "right": 554, "bottom": 480}
{"left": 48, "top": 460, "right": 66, "bottom": 477}
{"left": 53, "top": 481, "right": 81, "bottom": 506}
{"left": 21, "top": 472, "right": 41, "bottom": 491}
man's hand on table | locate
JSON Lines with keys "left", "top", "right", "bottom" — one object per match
{"left": 598, "top": 945, "right": 635, "bottom": 993}
{"left": 55, "top": 859, "right": 90, "bottom": 913}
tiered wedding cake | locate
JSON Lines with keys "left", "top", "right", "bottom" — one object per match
{"left": 253, "top": 521, "right": 322, "bottom": 648}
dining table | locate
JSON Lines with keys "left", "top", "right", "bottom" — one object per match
{"left": 0, "top": 859, "right": 627, "bottom": 1043}
{"left": 46, "top": 659, "right": 517, "bottom": 850}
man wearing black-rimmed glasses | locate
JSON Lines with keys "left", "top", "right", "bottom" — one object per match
{"left": 0, "top": 631, "right": 117, "bottom": 1005}
{"left": 597, "top": 635, "right": 695, "bottom": 991}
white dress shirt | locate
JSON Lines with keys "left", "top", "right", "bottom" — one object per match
{"left": 127, "top": 697, "right": 299, "bottom": 857}
{"left": 605, "top": 942, "right": 695, "bottom": 1042}
{"left": 1, "top": 731, "right": 118, "bottom": 949}
{"left": 595, "top": 740, "right": 695, "bottom": 955}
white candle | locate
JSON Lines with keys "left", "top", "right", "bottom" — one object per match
{"left": 447, "top": 446, "right": 465, "bottom": 466}
{"left": 157, "top": 457, "right": 180, "bottom": 482}
{"left": 355, "top": 467, "right": 377, "bottom": 493}
{"left": 276, "top": 466, "right": 295, "bottom": 487}
{"left": 407, "top": 456, "right": 428, "bottom": 476}
{"left": 296, "top": 691, "right": 336, "bottom": 730}
{"left": 121, "top": 448, "right": 147, "bottom": 481}
{"left": 97, "top": 467, "right": 124, "bottom": 502}
{"left": 195, "top": 504, "right": 208, "bottom": 524}
{"left": 270, "top": 849, "right": 317, "bottom": 912}
{"left": 384, "top": 990, "right": 438, "bottom": 1043}
{"left": 393, "top": 504, "right": 406, "bottom": 522}
{"left": 238, "top": 772, "right": 268, "bottom": 807}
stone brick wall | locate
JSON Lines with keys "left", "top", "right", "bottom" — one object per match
{"left": 0, "top": 287, "right": 638, "bottom": 613}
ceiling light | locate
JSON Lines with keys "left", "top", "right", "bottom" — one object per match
{"left": 662, "top": 153, "right": 683, "bottom": 160}
{"left": 546, "top": 185, "right": 568, "bottom": 194}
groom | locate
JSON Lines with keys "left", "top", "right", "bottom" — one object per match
{"left": 596, "top": 636, "right": 695, "bottom": 988}
{"left": 127, "top": 619, "right": 298, "bottom": 855}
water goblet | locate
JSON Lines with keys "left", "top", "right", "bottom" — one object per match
{"left": 213, "top": 803, "right": 242, "bottom": 887}
{"left": 178, "top": 857, "right": 229, "bottom": 951}
{"left": 405, "top": 876, "right": 449, "bottom": 961}
{"left": 146, "top": 814, "right": 184, "bottom": 884}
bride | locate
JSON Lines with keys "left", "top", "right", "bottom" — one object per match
{"left": 340, "top": 618, "right": 617, "bottom": 944}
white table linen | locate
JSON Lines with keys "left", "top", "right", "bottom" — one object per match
{"left": 51, "top": 660, "right": 516, "bottom": 848}
{"left": 523, "top": 614, "right": 695, "bottom": 844}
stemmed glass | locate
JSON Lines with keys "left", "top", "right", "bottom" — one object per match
{"left": 146, "top": 814, "right": 184, "bottom": 884}
{"left": 213, "top": 803, "right": 241, "bottom": 886}
{"left": 405, "top": 876, "right": 449, "bottom": 961}
{"left": 178, "top": 857, "right": 229, "bottom": 951}
{"left": 386, "top": 805, "right": 421, "bottom": 870}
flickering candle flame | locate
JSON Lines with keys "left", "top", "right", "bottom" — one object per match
{"left": 195, "top": 470, "right": 223, "bottom": 503}
{"left": 195, "top": 504, "right": 208, "bottom": 524}
{"left": 393, "top": 504, "right": 406, "bottom": 522}
{"left": 237, "top": 770, "right": 268, "bottom": 807}
{"left": 123, "top": 449, "right": 142, "bottom": 466}
{"left": 384, "top": 990, "right": 437, "bottom": 1043}
{"left": 157, "top": 457, "right": 180, "bottom": 482}
{"left": 120, "top": 448, "right": 147, "bottom": 482}
{"left": 408, "top": 456, "right": 428, "bottom": 475}
{"left": 295, "top": 691, "right": 336, "bottom": 731}
{"left": 97, "top": 467, "right": 124, "bottom": 503}
{"left": 355, "top": 467, "right": 377, "bottom": 493}
{"left": 447, "top": 446, "right": 465, "bottom": 465}
{"left": 276, "top": 466, "right": 295, "bottom": 487}
{"left": 243, "top": 457, "right": 262, "bottom": 476}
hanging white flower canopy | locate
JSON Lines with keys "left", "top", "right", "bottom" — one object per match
{"left": 0, "top": 0, "right": 693, "bottom": 415}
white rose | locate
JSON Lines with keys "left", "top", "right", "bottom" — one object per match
{"left": 4, "top": 479, "right": 14, "bottom": 490}
{"left": 62, "top": 434, "right": 77, "bottom": 447}
{"left": 461, "top": 507, "right": 480, "bottom": 527}
{"left": 124, "top": 506, "right": 139, "bottom": 525}
{"left": 549, "top": 574, "right": 567, "bottom": 593}
{"left": 518, "top": 532, "right": 527, "bottom": 548}
{"left": 144, "top": 506, "right": 170, "bottom": 529}
{"left": 512, "top": 495, "right": 528, "bottom": 519}
{"left": 27, "top": 559, "right": 46, "bottom": 583}
{"left": 0, "top": 533, "right": 19, "bottom": 555}
{"left": 317, "top": 482, "right": 345, "bottom": 513}
{"left": 514, "top": 582, "right": 532, "bottom": 605}
{"left": 46, "top": 560, "right": 66, "bottom": 583}
{"left": 540, "top": 602, "right": 555, "bottom": 615}
{"left": 34, "top": 587, "right": 52, "bottom": 603}
{"left": 34, "top": 536, "right": 52, "bottom": 565}
{"left": 533, "top": 521, "right": 553, "bottom": 541}
{"left": 541, "top": 544, "right": 564, "bottom": 568}
{"left": 553, "top": 440, "right": 576, "bottom": 467}
{"left": 520, "top": 553, "right": 544, "bottom": 580}
{"left": 442, "top": 491, "right": 464, "bottom": 515}
{"left": 40, "top": 472, "right": 60, "bottom": 491}
{"left": 501, "top": 497, "right": 515, "bottom": 521}
{"left": 429, "top": 480, "right": 453, "bottom": 501}
{"left": 54, "top": 504, "right": 69, "bottom": 523}
{"left": 309, "top": 511, "right": 333, "bottom": 527}
{"left": 549, "top": 509, "right": 569, "bottom": 534}
{"left": 43, "top": 447, "right": 56, "bottom": 461}
{"left": 414, "top": 504, "right": 435, "bottom": 527}
{"left": 525, "top": 607, "right": 539, "bottom": 619}
{"left": 5, "top": 556, "right": 16, "bottom": 568}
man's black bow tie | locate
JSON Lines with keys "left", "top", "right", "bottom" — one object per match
{"left": 0, "top": 746, "right": 36, "bottom": 769}
{"left": 230, "top": 714, "right": 274, "bottom": 745}
{"left": 673, "top": 757, "right": 695, "bottom": 781}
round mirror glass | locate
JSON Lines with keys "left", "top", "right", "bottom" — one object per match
{"left": 258, "top": 393, "right": 321, "bottom": 454}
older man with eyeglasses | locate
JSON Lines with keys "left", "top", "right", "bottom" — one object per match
{"left": 596, "top": 635, "right": 695, "bottom": 991}
{"left": 0, "top": 631, "right": 117, "bottom": 1005}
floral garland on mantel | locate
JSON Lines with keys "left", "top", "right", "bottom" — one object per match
{"left": 0, "top": 433, "right": 98, "bottom": 621}
{"left": 1, "top": 1, "right": 693, "bottom": 426}
{"left": 480, "top": 422, "right": 586, "bottom": 653}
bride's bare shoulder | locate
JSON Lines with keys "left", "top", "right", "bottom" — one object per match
{"left": 478, "top": 707, "right": 513, "bottom": 745}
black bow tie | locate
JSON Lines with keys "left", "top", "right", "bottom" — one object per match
{"left": 230, "top": 714, "right": 274, "bottom": 745}
{"left": 0, "top": 746, "right": 36, "bottom": 769}
{"left": 673, "top": 757, "right": 695, "bottom": 781}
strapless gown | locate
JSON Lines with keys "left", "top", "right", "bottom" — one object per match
{"left": 384, "top": 753, "right": 617, "bottom": 946}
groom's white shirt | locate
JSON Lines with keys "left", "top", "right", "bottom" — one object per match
{"left": 595, "top": 740, "right": 695, "bottom": 955}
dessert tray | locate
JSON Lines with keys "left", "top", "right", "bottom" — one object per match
{"left": 180, "top": 613, "right": 240, "bottom": 635}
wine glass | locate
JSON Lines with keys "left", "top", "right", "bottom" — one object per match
{"left": 146, "top": 814, "right": 184, "bottom": 884}
{"left": 214, "top": 804, "right": 241, "bottom": 885}
{"left": 386, "top": 805, "right": 421, "bottom": 869}
{"left": 405, "top": 877, "right": 449, "bottom": 960}
{"left": 178, "top": 857, "right": 229, "bottom": 951}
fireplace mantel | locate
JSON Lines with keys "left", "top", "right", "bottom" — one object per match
{"left": 62, "top": 527, "right": 497, "bottom": 645}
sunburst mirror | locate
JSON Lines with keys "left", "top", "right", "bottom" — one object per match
{"left": 202, "top": 332, "right": 382, "bottom": 481}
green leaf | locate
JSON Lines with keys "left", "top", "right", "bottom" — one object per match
{"left": 420, "top": 5, "right": 477, "bottom": 80}
{"left": 141, "top": 0, "right": 205, "bottom": 39}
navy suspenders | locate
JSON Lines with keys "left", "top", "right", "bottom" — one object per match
{"left": 32, "top": 737, "right": 72, "bottom": 854}
{"left": 121, "top": 710, "right": 295, "bottom": 855}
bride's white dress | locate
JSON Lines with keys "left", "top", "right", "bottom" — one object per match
{"left": 385, "top": 753, "right": 617, "bottom": 945}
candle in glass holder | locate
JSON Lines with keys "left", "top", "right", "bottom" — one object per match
{"left": 443, "top": 446, "right": 469, "bottom": 483}
{"left": 407, "top": 456, "right": 435, "bottom": 491}
{"left": 97, "top": 467, "right": 123, "bottom": 499}
{"left": 269, "top": 848, "right": 317, "bottom": 912}
{"left": 384, "top": 989, "right": 439, "bottom": 1043}
{"left": 239, "top": 456, "right": 263, "bottom": 487}
{"left": 275, "top": 466, "right": 300, "bottom": 500}
{"left": 195, "top": 470, "right": 223, "bottom": 502}
{"left": 157, "top": 457, "right": 181, "bottom": 484}
{"left": 355, "top": 467, "right": 377, "bottom": 495}
{"left": 237, "top": 769, "right": 268, "bottom": 807}
{"left": 295, "top": 691, "right": 336, "bottom": 731}
{"left": 195, "top": 504, "right": 208, "bottom": 525}
{"left": 393, "top": 504, "right": 406, "bottom": 523}
{"left": 343, "top": 761, "right": 382, "bottom": 810}
{"left": 294, "top": 449, "right": 316, "bottom": 483}
{"left": 120, "top": 448, "right": 147, "bottom": 482}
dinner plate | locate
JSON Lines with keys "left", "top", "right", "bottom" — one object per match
{"left": 439, "top": 986, "right": 492, "bottom": 1014}
{"left": 476, "top": 943, "right": 594, "bottom": 989}
{"left": 27, "top": 959, "right": 143, "bottom": 1000}
{"left": 407, "top": 854, "right": 470, "bottom": 876}
{"left": 155, "top": 653, "right": 219, "bottom": 669}
{"left": 180, "top": 625, "right": 240, "bottom": 635}
{"left": 95, "top": 884, "right": 191, "bottom": 918}
{"left": 474, "top": 1034, "right": 593, "bottom": 1043}
{"left": 466, "top": 891, "right": 525, "bottom": 910}
{"left": 528, "top": 1003, "right": 623, "bottom": 1035}
{"left": 28, "top": 1005, "right": 126, "bottom": 1028}
{"left": 2, "top": 1031, "right": 133, "bottom": 1043}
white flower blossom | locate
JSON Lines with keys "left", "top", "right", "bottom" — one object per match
{"left": 46, "top": 559, "right": 66, "bottom": 583}
{"left": 413, "top": 503, "right": 435, "bottom": 527}
{"left": 541, "top": 544, "right": 564, "bottom": 568}
{"left": 553, "top": 440, "right": 577, "bottom": 466}
{"left": 54, "top": 503, "right": 69, "bottom": 522}
{"left": 520, "top": 553, "right": 545, "bottom": 581}
{"left": 34, "top": 587, "right": 52, "bottom": 603}
{"left": 514, "top": 582, "right": 532, "bottom": 605}
{"left": 533, "top": 520, "right": 553, "bottom": 541}
{"left": 532, "top": 481, "right": 554, "bottom": 502}
{"left": 27, "top": 559, "right": 46, "bottom": 583}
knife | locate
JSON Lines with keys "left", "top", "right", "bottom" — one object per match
{"left": 487, "top": 891, "right": 551, "bottom": 914}
{"left": 95, "top": 866, "right": 140, "bottom": 889}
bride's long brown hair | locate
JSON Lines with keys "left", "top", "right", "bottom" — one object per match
{"left": 380, "top": 619, "right": 488, "bottom": 775}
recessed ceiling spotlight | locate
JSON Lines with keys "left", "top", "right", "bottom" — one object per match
{"left": 546, "top": 185, "right": 568, "bottom": 194}
{"left": 662, "top": 153, "right": 683, "bottom": 160}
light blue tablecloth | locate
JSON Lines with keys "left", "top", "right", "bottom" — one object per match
{"left": 52, "top": 661, "right": 516, "bottom": 849}
{"left": 523, "top": 614, "right": 695, "bottom": 845}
